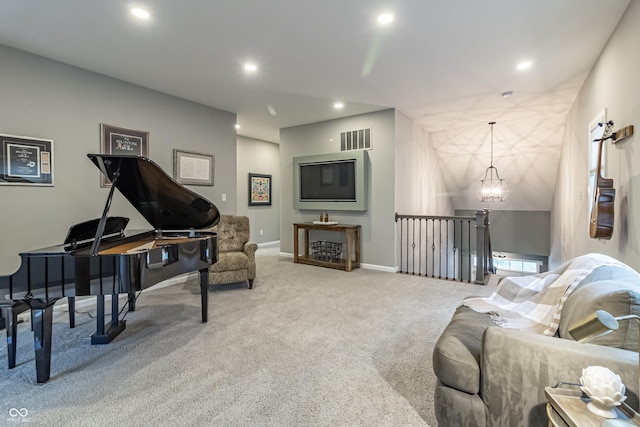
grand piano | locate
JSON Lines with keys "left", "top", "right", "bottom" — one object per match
{"left": 0, "top": 154, "right": 220, "bottom": 383}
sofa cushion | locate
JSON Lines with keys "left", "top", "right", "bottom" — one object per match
{"left": 432, "top": 306, "right": 497, "bottom": 395}
{"left": 559, "top": 279, "right": 640, "bottom": 351}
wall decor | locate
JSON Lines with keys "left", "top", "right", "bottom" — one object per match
{"left": 173, "top": 149, "right": 214, "bottom": 186}
{"left": 100, "top": 124, "right": 149, "bottom": 187}
{"left": 248, "top": 173, "right": 272, "bottom": 206}
{"left": 0, "top": 133, "right": 54, "bottom": 186}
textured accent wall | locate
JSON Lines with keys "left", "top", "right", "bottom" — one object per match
{"left": 550, "top": 1, "right": 640, "bottom": 271}
{"left": 394, "top": 111, "right": 454, "bottom": 217}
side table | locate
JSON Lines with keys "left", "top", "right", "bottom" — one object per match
{"left": 293, "top": 222, "right": 360, "bottom": 272}
{"left": 545, "top": 386, "right": 640, "bottom": 427}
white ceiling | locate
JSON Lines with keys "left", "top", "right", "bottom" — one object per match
{"left": 0, "top": 0, "right": 630, "bottom": 211}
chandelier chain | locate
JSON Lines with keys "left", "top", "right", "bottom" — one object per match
{"left": 489, "top": 121, "right": 495, "bottom": 168}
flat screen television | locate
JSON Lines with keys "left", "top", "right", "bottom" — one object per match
{"left": 293, "top": 150, "right": 368, "bottom": 211}
{"left": 299, "top": 160, "right": 356, "bottom": 201}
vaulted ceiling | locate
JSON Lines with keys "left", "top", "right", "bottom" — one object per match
{"left": 0, "top": 0, "right": 630, "bottom": 211}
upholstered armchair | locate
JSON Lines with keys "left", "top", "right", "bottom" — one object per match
{"left": 208, "top": 215, "right": 258, "bottom": 288}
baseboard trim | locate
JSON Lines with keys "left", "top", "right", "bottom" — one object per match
{"left": 360, "top": 263, "right": 397, "bottom": 273}
{"left": 258, "top": 240, "right": 280, "bottom": 248}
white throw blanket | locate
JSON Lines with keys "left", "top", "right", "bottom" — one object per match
{"left": 462, "top": 253, "right": 639, "bottom": 336}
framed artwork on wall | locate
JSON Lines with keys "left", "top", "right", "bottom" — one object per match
{"left": 0, "top": 133, "right": 54, "bottom": 186}
{"left": 173, "top": 149, "right": 215, "bottom": 186}
{"left": 100, "top": 124, "right": 149, "bottom": 187}
{"left": 248, "top": 173, "right": 272, "bottom": 206}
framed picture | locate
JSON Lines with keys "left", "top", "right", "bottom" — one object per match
{"left": 100, "top": 124, "right": 149, "bottom": 187}
{"left": 249, "top": 173, "right": 272, "bottom": 206}
{"left": 173, "top": 149, "right": 215, "bottom": 186}
{"left": 0, "top": 133, "right": 54, "bottom": 186}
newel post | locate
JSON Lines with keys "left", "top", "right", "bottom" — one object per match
{"left": 475, "top": 210, "right": 489, "bottom": 284}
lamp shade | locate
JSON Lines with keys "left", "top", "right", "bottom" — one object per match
{"left": 569, "top": 310, "right": 620, "bottom": 342}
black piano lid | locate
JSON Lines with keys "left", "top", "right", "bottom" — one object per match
{"left": 87, "top": 154, "right": 220, "bottom": 230}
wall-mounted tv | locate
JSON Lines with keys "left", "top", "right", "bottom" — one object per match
{"left": 293, "top": 150, "right": 368, "bottom": 211}
{"left": 300, "top": 160, "right": 356, "bottom": 201}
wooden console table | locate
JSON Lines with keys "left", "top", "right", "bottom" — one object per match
{"left": 293, "top": 223, "right": 361, "bottom": 272}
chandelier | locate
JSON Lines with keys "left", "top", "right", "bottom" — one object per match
{"left": 476, "top": 121, "right": 509, "bottom": 202}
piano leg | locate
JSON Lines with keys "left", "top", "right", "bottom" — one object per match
{"left": 200, "top": 268, "right": 208, "bottom": 323}
{"left": 68, "top": 297, "right": 75, "bottom": 328}
{"left": 3, "top": 306, "right": 18, "bottom": 369}
{"left": 31, "top": 304, "right": 54, "bottom": 383}
{"left": 2, "top": 302, "right": 29, "bottom": 369}
{"left": 91, "top": 294, "right": 126, "bottom": 345}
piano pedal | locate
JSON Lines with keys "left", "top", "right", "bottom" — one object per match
{"left": 91, "top": 320, "right": 126, "bottom": 345}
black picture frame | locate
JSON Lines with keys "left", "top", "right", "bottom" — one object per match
{"left": 248, "top": 173, "right": 272, "bottom": 206}
{"left": 100, "top": 124, "right": 149, "bottom": 187}
{"left": 0, "top": 133, "right": 54, "bottom": 186}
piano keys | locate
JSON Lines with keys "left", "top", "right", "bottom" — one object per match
{"left": 0, "top": 154, "right": 220, "bottom": 383}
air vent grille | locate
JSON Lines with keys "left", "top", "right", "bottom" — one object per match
{"left": 340, "top": 128, "right": 372, "bottom": 151}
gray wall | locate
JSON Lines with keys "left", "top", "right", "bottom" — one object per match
{"left": 457, "top": 210, "right": 550, "bottom": 257}
{"left": 0, "top": 44, "right": 237, "bottom": 275}
{"left": 490, "top": 210, "right": 550, "bottom": 257}
{"left": 394, "top": 111, "right": 456, "bottom": 269}
{"left": 456, "top": 209, "right": 551, "bottom": 251}
{"left": 457, "top": 209, "right": 550, "bottom": 272}
{"left": 236, "top": 135, "right": 280, "bottom": 244}
{"left": 280, "top": 109, "right": 396, "bottom": 269}
{"left": 550, "top": 1, "right": 640, "bottom": 271}
{"left": 394, "top": 111, "right": 454, "bottom": 218}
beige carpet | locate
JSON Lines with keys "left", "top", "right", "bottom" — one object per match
{"left": 0, "top": 245, "right": 491, "bottom": 426}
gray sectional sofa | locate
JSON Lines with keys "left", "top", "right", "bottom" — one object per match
{"left": 432, "top": 261, "right": 640, "bottom": 426}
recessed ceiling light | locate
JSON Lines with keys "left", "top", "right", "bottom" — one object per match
{"left": 131, "top": 8, "right": 150, "bottom": 19}
{"left": 377, "top": 13, "right": 394, "bottom": 25}
{"left": 234, "top": 124, "right": 240, "bottom": 130}
{"left": 516, "top": 60, "right": 532, "bottom": 71}
{"left": 244, "top": 63, "right": 258, "bottom": 72}
{"left": 334, "top": 102, "right": 344, "bottom": 109}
